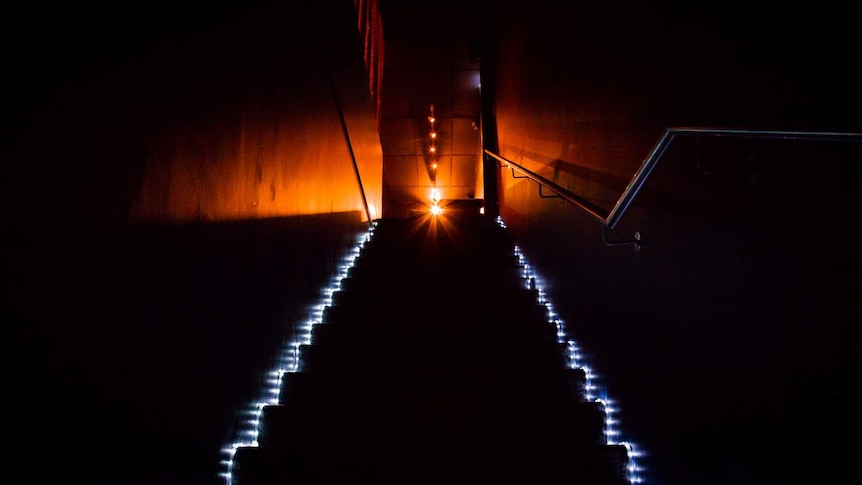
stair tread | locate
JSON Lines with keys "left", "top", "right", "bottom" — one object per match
{"left": 232, "top": 214, "right": 630, "bottom": 484}
{"left": 234, "top": 442, "right": 630, "bottom": 484}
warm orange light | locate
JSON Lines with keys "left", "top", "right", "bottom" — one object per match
{"left": 430, "top": 132, "right": 437, "bottom": 139}
{"left": 430, "top": 188, "right": 439, "bottom": 202}
{"left": 429, "top": 147, "right": 436, "bottom": 153}
{"left": 432, "top": 163, "right": 438, "bottom": 169}
{"left": 430, "top": 204, "right": 444, "bottom": 215}
{"left": 428, "top": 116, "right": 436, "bottom": 124}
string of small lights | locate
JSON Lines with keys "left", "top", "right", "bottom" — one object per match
{"left": 428, "top": 103, "right": 443, "bottom": 215}
{"left": 218, "top": 215, "right": 644, "bottom": 483}
{"left": 218, "top": 223, "right": 377, "bottom": 484}
{"left": 496, "top": 215, "right": 646, "bottom": 484}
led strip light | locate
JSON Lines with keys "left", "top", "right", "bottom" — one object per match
{"left": 496, "top": 215, "right": 645, "bottom": 484}
{"left": 219, "top": 216, "right": 644, "bottom": 483}
{"left": 219, "top": 223, "right": 377, "bottom": 484}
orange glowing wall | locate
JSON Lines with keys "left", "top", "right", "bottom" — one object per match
{"left": 376, "top": 5, "right": 483, "bottom": 218}
{"left": 130, "top": 1, "right": 383, "bottom": 224}
{"left": 490, "top": 4, "right": 657, "bottom": 221}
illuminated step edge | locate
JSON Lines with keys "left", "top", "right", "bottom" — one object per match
{"left": 495, "top": 216, "right": 646, "bottom": 484}
{"left": 219, "top": 223, "right": 378, "bottom": 485}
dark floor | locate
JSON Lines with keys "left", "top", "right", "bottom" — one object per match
{"left": 6, "top": 201, "right": 861, "bottom": 484}
{"left": 4, "top": 212, "right": 367, "bottom": 484}
{"left": 231, "top": 208, "right": 631, "bottom": 484}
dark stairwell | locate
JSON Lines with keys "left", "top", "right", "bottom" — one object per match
{"left": 5, "top": 2, "right": 862, "bottom": 484}
{"left": 228, "top": 206, "right": 638, "bottom": 484}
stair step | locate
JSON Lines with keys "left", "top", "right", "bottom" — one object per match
{"left": 232, "top": 214, "right": 633, "bottom": 485}
{"left": 339, "top": 267, "right": 528, "bottom": 293}
{"left": 320, "top": 303, "right": 552, "bottom": 332}
{"left": 258, "top": 401, "right": 611, "bottom": 449}
{"left": 329, "top": 280, "right": 539, "bottom": 303}
{"left": 297, "top": 341, "right": 568, "bottom": 373}
{"left": 321, "top": 292, "right": 551, "bottom": 330}
{"left": 309, "top": 315, "right": 559, "bottom": 347}
{"left": 279, "top": 367, "right": 588, "bottom": 406}
{"left": 233, "top": 441, "right": 629, "bottom": 485}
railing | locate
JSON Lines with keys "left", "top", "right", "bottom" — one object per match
{"left": 327, "top": 68, "right": 374, "bottom": 227}
{"left": 486, "top": 127, "right": 862, "bottom": 250}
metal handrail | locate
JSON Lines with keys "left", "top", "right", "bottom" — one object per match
{"left": 485, "top": 149, "right": 609, "bottom": 224}
{"left": 328, "top": 69, "right": 373, "bottom": 226}
{"left": 609, "top": 127, "right": 862, "bottom": 229}
{"left": 487, "top": 127, "right": 862, "bottom": 231}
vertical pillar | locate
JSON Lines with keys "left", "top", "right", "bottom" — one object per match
{"left": 477, "top": 36, "right": 500, "bottom": 220}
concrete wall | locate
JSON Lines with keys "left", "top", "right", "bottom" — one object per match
{"left": 488, "top": 2, "right": 862, "bottom": 484}
{"left": 378, "top": 3, "right": 484, "bottom": 218}
{"left": 1, "top": 0, "right": 383, "bottom": 227}
{"left": 130, "top": 1, "right": 383, "bottom": 223}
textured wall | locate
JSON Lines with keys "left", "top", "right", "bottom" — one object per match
{"left": 0, "top": 1, "right": 383, "bottom": 227}
{"left": 130, "top": 1, "right": 383, "bottom": 223}
{"left": 378, "top": 3, "right": 484, "bottom": 218}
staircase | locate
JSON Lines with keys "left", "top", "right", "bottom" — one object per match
{"left": 228, "top": 206, "right": 633, "bottom": 484}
